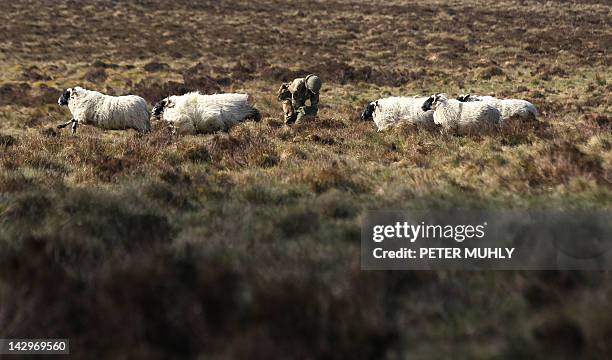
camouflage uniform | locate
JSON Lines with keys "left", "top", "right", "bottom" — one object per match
{"left": 277, "top": 74, "right": 322, "bottom": 124}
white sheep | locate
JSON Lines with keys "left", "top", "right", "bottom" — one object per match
{"left": 421, "top": 94, "right": 501, "bottom": 133}
{"left": 456, "top": 94, "right": 539, "bottom": 121}
{"left": 360, "top": 96, "right": 435, "bottom": 131}
{"left": 57, "top": 87, "right": 150, "bottom": 133}
{"left": 152, "top": 92, "right": 260, "bottom": 134}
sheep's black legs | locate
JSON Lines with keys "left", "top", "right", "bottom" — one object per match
{"left": 57, "top": 118, "right": 78, "bottom": 133}
{"left": 57, "top": 118, "right": 74, "bottom": 129}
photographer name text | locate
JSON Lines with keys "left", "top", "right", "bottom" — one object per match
{"left": 373, "top": 247, "right": 515, "bottom": 259}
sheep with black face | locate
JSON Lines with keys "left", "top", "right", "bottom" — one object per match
{"left": 57, "top": 87, "right": 150, "bottom": 133}
{"left": 360, "top": 96, "right": 435, "bottom": 131}
{"left": 422, "top": 93, "right": 501, "bottom": 133}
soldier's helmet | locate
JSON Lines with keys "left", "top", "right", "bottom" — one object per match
{"left": 304, "top": 74, "right": 322, "bottom": 94}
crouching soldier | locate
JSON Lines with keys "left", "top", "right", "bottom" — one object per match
{"left": 277, "top": 74, "right": 322, "bottom": 124}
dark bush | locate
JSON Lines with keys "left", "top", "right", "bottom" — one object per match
{"left": 0, "top": 83, "right": 31, "bottom": 106}
{"left": 83, "top": 68, "right": 108, "bottom": 83}
{"left": 144, "top": 61, "right": 170, "bottom": 72}
{"left": 0, "top": 134, "right": 17, "bottom": 147}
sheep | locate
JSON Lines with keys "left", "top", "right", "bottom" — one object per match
{"left": 57, "top": 87, "right": 150, "bottom": 133}
{"left": 360, "top": 96, "right": 435, "bottom": 131}
{"left": 152, "top": 92, "right": 260, "bottom": 134}
{"left": 456, "top": 94, "right": 539, "bottom": 122}
{"left": 421, "top": 93, "right": 501, "bottom": 133}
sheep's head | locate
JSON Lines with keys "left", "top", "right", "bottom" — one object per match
{"left": 456, "top": 94, "right": 471, "bottom": 102}
{"left": 58, "top": 88, "right": 72, "bottom": 106}
{"left": 58, "top": 87, "right": 86, "bottom": 106}
{"left": 152, "top": 98, "right": 174, "bottom": 118}
{"left": 421, "top": 95, "right": 435, "bottom": 111}
{"left": 360, "top": 101, "right": 378, "bottom": 121}
{"left": 422, "top": 94, "right": 446, "bottom": 111}
{"left": 421, "top": 94, "right": 447, "bottom": 111}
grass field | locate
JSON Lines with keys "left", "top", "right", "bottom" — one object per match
{"left": 0, "top": 0, "right": 611, "bottom": 358}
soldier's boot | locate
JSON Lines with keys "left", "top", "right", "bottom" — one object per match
{"left": 285, "top": 113, "right": 297, "bottom": 125}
